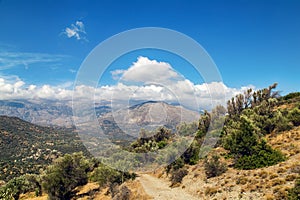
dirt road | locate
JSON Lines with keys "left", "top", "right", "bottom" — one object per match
{"left": 137, "top": 174, "right": 198, "bottom": 200}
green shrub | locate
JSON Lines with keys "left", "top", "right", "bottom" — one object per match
{"left": 223, "top": 116, "right": 285, "bottom": 170}
{"left": 165, "top": 157, "right": 184, "bottom": 174}
{"left": 283, "top": 92, "right": 300, "bottom": 101}
{"left": 288, "top": 108, "right": 300, "bottom": 126}
{"left": 89, "top": 164, "right": 135, "bottom": 189}
{"left": 288, "top": 178, "right": 300, "bottom": 200}
{"left": 0, "top": 186, "right": 13, "bottom": 200}
{"left": 223, "top": 117, "right": 258, "bottom": 156}
{"left": 176, "top": 122, "right": 198, "bottom": 137}
{"left": 234, "top": 140, "right": 285, "bottom": 170}
{"left": 181, "top": 140, "right": 200, "bottom": 165}
{"left": 157, "top": 140, "right": 167, "bottom": 149}
{"left": 204, "top": 154, "right": 227, "bottom": 178}
{"left": 42, "top": 152, "right": 90, "bottom": 200}
{"left": 130, "top": 127, "right": 172, "bottom": 153}
{"left": 89, "top": 164, "right": 122, "bottom": 187}
{"left": 0, "top": 174, "right": 41, "bottom": 200}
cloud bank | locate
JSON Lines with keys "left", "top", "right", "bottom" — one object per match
{"left": 0, "top": 57, "right": 254, "bottom": 110}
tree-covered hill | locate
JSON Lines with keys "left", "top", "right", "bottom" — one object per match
{"left": 0, "top": 116, "right": 89, "bottom": 181}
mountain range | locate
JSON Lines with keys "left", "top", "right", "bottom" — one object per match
{"left": 99, "top": 101, "right": 199, "bottom": 141}
{"left": 0, "top": 99, "right": 199, "bottom": 135}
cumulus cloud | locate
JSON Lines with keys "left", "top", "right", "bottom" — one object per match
{"left": 120, "top": 56, "right": 180, "bottom": 84}
{"left": 63, "top": 21, "right": 87, "bottom": 41}
{"left": 0, "top": 57, "right": 255, "bottom": 111}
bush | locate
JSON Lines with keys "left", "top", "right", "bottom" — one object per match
{"left": 223, "top": 117, "right": 258, "bottom": 156}
{"left": 157, "top": 140, "right": 167, "bottom": 149}
{"left": 176, "top": 122, "right": 198, "bottom": 137}
{"left": 165, "top": 157, "right": 184, "bottom": 174}
{"left": 0, "top": 174, "right": 41, "bottom": 200}
{"left": 89, "top": 164, "right": 122, "bottom": 187}
{"left": 170, "top": 168, "right": 188, "bottom": 186}
{"left": 89, "top": 163, "right": 136, "bottom": 197}
{"left": 283, "top": 92, "right": 300, "bottom": 101}
{"left": 288, "top": 178, "right": 300, "bottom": 200}
{"left": 181, "top": 140, "right": 200, "bottom": 165}
{"left": 204, "top": 154, "right": 227, "bottom": 178}
{"left": 234, "top": 140, "right": 285, "bottom": 170}
{"left": 288, "top": 108, "right": 300, "bottom": 126}
{"left": 223, "top": 116, "right": 285, "bottom": 170}
{"left": 112, "top": 185, "right": 131, "bottom": 200}
{"left": 42, "top": 152, "right": 90, "bottom": 200}
{"left": 0, "top": 186, "right": 13, "bottom": 200}
{"left": 272, "top": 110, "right": 293, "bottom": 132}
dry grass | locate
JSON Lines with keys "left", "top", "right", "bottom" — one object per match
{"left": 204, "top": 186, "right": 218, "bottom": 196}
{"left": 178, "top": 125, "right": 300, "bottom": 200}
{"left": 285, "top": 174, "right": 298, "bottom": 181}
{"left": 258, "top": 170, "right": 269, "bottom": 179}
{"left": 20, "top": 193, "right": 48, "bottom": 200}
{"left": 264, "top": 193, "right": 275, "bottom": 200}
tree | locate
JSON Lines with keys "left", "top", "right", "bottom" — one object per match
{"left": 42, "top": 152, "right": 90, "bottom": 200}
{"left": 89, "top": 164, "right": 122, "bottom": 187}
{"left": 223, "top": 116, "right": 285, "bottom": 169}
{"left": 223, "top": 117, "right": 258, "bottom": 156}
{"left": 197, "top": 110, "right": 211, "bottom": 137}
{"left": 227, "top": 83, "right": 279, "bottom": 116}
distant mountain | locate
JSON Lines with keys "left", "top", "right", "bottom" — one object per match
{"left": 99, "top": 101, "right": 199, "bottom": 143}
{"left": 0, "top": 99, "right": 73, "bottom": 127}
{"left": 0, "top": 99, "right": 112, "bottom": 127}
{"left": 0, "top": 116, "right": 88, "bottom": 182}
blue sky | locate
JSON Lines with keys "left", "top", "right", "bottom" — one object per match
{"left": 0, "top": 0, "right": 299, "bottom": 100}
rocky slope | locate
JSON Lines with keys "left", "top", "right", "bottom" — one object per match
{"left": 99, "top": 101, "right": 199, "bottom": 140}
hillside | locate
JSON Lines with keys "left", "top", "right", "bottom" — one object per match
{"left": 85, "top": 91, "right": 300, "bottom": 200}
{"left": 99, "top": 101, "right": 199, "bottom": 144}
{"left": 0, "top": 116, "right": 89, "bottom": 182}
{"left": 1, "top": 87, "right": 300, "bottom": 200}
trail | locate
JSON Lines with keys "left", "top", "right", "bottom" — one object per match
{"left": 137, "top": 174, "right": 198, "bottom": 200}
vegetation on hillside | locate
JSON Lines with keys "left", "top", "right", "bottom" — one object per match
{"left": 0, "top": 116, "right": 89, "bottom": 182}
{"left": 0, "top": 174, "right": 41, "bottom": 200}
{"left": 0, "top": 152, "right": 135, "bottom": 200}
{"left": 288, "top": 178, "right": 300, "bottom": 200}
{"left": 222, "top": 83, "right": 299, "bottom": 169}
{"left": 0, "top": 83, "right": 300, "bottom": 199}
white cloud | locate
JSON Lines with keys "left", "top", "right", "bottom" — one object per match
{"left": 0, "top": 57, "right": 255, "bottom": 111}
{"left": 0, "top": 51, "right": 67, "bottom": 70}
{"left": 121, "top": 56, "right": 180, "bottom": 84}
{"left": 110, "top": 69, "right": 125, "bottom": 80}
{"left": 63, "top": 21, "right": 87, "bottom": 41}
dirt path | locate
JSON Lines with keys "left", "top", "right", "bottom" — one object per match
{"left": 137, "top": 174, "right": 198, "bottom": 200}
